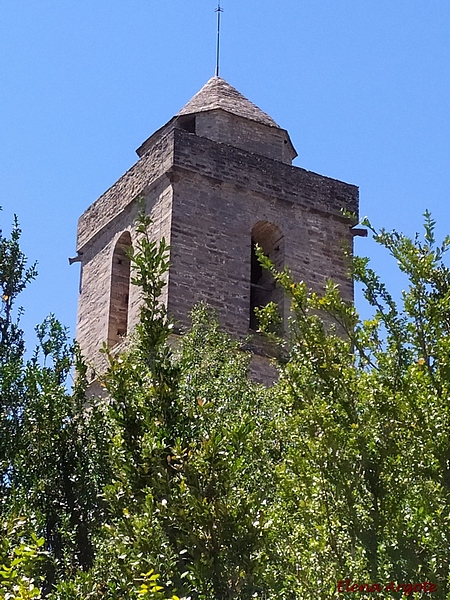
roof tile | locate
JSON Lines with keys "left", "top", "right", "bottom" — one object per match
{"left": 177, "top": 76, "right": 280, "bottom": 128}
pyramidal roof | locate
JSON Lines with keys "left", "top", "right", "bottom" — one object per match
{"left": 177, "top": 76, "right": 280, "bottom": 128}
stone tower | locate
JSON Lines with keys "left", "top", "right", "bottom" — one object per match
{"left": 74, "top": 77, "right": 359, "bottom": 377}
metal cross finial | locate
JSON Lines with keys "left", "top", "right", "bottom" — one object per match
{"left": 215, "top": 1, "right": 224, "bottom": 77}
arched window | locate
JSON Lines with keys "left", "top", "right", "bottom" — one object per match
{"left": 250, "top": 221, "right": 284, "bottom": 330}
{"left": 108, "top": 231, "right": 132, "bottom": 348}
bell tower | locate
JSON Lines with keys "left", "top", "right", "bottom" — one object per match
{"left": 74, "top": 77, "right": 359, "bottom": 377}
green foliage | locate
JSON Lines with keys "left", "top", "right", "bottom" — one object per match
{"left": 256, "top": 211, "right": 450, "bottom": 598}
{"left": 0, "top": 213, "right": 111, "bottom": 596}
{"left": 7, "top": 320, "right": 113, "bottom": 594}
{"left": 93, "top": 213, "right": 279, "bottom": 599}
{"left": 0, "top": 518, "right": 46, "bottom": 600}
{"left": 0, "top": 213, "right": 37, "bottom": 359}
{"left": 0, "top": 214, "right": 37, "bottom": 509}
{"left": 3, "top": 208, "right": 450, "bottom": 599}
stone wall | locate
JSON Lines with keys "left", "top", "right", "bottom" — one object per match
{"left": 75, "top": 116, "right": 358, "bottom": 378}
{"left": 195, "top": 110, "right": 295, "bottom": 164}
{"left": 76, "top": 180, "right": 172, "bottom": 375}
{"left": 167, "top": 128, "right": 357, "bottom": 336}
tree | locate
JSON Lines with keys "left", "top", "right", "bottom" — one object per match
{"left": 0, "top": 214, "right": 37, "bottom": 508}
{"left": 70, "top": 215, "right": 281, "bottom": 599}
{"left": 255, "top": 210, "right": 450, "bottom": 598}
{"left": 0, "top": 214, "right": 111, "bottom": 595}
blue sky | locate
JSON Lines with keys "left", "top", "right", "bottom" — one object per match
{"left": 1, "top": 1, "right": 450, "bottom": 348}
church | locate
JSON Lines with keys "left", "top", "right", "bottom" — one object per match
{"left": 73, "top": 76, "right": 359, "bottom": 378}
